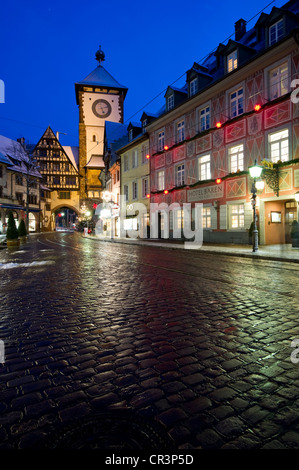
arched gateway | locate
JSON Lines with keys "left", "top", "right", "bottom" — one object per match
{"left": 51, "top": 205, "right": 79, "bottom": 231}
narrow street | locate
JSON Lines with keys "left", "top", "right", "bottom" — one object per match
{"left": 0, "top": 232, "right": 299, "bottom": 449}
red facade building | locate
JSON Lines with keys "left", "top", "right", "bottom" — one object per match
{"left": 146, "top": 1, "right": 299, "bottom": 245}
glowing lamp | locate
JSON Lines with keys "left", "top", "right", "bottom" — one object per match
{"left": 216, "top": 122, "right": 222, "bottom": 128}
{"left": 146, "top": 194, "right": 150, "bottom": 198}
{"left": 164, "top": 145, "right": 169, "bottom": 151}
{"left": 249, "top": 160, "right": 263, "bottom": 179}
{"left": 58, "top": 213, "right": 61, "bottom": 217}
{"left": 254, "top": 104, "right": 262, "bottom": 112}
{"left": 164, "top": 190, "right": 169, "bottom": 195}
{"left": 255, "top": 179, "right": 265, "bottom": 191}
{"left": 146, "top": 154, "right": 150, "bottom": 159}
{"left": 216, "top": 178, "right": 222, "bottom": 184}
{"left": 93, "top": 203, "right": 97, "bottom": 209}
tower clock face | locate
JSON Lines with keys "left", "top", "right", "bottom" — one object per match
{"left": 92, "top": 99, "right": 112, "bottom": 118}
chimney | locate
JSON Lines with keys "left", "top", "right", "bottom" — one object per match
{"left": 235, "top": 19, "right": 246, "bottom": 41}
{"left": 17, "top": 137, "right": 25, "bottom": 148}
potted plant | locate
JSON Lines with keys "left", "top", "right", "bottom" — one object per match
{"left": 291, "top": 220, "right": 299, "bottom": 247}
{"left": 18, "top": 218, "right": 27, "bottom": 242}
{"left": 6, "top": 212, "right": 20, "bottom": 247}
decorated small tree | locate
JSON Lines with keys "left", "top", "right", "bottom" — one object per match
{"left": 6, "top": 212, "right": 19, "bottom": 244}
{"left": 18, "top": 218, "right": 27, "bottom": 239}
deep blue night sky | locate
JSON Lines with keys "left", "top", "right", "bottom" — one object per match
{"left": 0, "top": 0, "right": 286, "bottom": 147}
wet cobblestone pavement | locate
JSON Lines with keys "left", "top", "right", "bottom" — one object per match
{"left": 0, "top": 232, "right": 299, "bottom": 449}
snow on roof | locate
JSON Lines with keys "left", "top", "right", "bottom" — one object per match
{"left": 76, "top": 65, "right": 128, "bottom": 90}
{"left": 0, "top": 151, "right": 11, "bottom": 165}
{"left": 85, "top": 155, "right": 105, "bottom": 168}
{"left": 0, "top": 134, "right": 41, "bottom": 178}
{"left": 63, "top": 146, "right": 79, "bottom": 172}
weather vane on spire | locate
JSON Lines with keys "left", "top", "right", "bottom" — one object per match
{"left": 95, "top": 45, "right": 105, "bottom": 65}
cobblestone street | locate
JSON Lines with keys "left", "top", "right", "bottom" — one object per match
{"left": 0, "top": 232, "right": 299, "bottom": 450}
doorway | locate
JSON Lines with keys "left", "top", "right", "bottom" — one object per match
{"left": 285, "top": 201, "right": 297, "bottom": 243}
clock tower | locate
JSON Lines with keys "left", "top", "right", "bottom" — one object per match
{"left": 75, "top": 46, "right": 128, "bottom": 200}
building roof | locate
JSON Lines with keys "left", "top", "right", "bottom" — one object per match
{"left": 75, "top": 64, "right": 128, "bottom": 91}
{"left": 85, "top": 155, "right": 105, "bottom": 168}
{"left": 0, "top": 135, "right": 41, "bottom": 178}
{"left": 63, "top": 146, "right": 79, "bottom": 172}
{"left": 105, "top": 121, "right": 128, "bottom": 166}
{"left": 0, "top": 151, "right": 11, "bottom": 165}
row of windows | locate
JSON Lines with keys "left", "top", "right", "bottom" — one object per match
{"left": 123, "top": 178, "right": 149, "bottom": 201}
{"left": 156, "top": 127, "right": 290, "bottom": 189}
{"left": 157, "top": 204, "right": 245, "bottom": 231}
{"left": 123, "top": 147, "right": 149, "bottom": 172}
{"left": 39, "top": 162, "right": 75, "bottom": 172}
{"left": 48, "top": 176, "right": 78, "bottom": 185}
{"left": 159, "top": 58, "right": 289, "bottom": 149}
{"left": 182, "top": 20, "right": 285, "bottom": 102}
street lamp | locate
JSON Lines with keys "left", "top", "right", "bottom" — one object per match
{"left": 248, "top": 160, "right": 263, "bottom": 252}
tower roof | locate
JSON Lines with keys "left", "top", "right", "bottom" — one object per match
{"left": 76, "top": 65, "right": 127, "bottom": 90}
{"left": 75, "top": 45, "right": 128, "bottom": 103}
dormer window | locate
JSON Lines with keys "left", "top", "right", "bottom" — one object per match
{"left": 269, "top": 19, "right": 283, "bottom": 46}
{"left": 227, "top": 50, "right": 238, "bottom": 73}
{"left": 142, "top": 119, "right": 147, "bottom": 134}
{"left": 167, "top": 95, "right": 174, "bottom": 111}
{"left": 190, "top": 78, "right": 198, "bottom": 97}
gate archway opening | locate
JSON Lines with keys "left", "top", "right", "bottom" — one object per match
{"left": 54, "top": 207, "right": 78, "bottom": 231}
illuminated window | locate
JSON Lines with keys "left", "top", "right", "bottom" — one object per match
{"left": 202, "top": 207, "right": 211, "bottom": 229}
{"left": 227, "top": 50, "right": 238, "bottom": 73}
{"left": 174, "top": 209, "right": 183, "bottom": 229}
{"left": 230, "top": 204, "right": 245, "bottom": 229}
{"left": 175, "top": 164, "right": 185, "bottom": 186}
{"left": 229, "top": 144, "right": 244, "bottom": 172}
{"left": 269, "top": 19, "right": 283, "bottom": 46}
{"left": 198, "top": 154, "right": 211, "bottom": 181}
{"left": 269, "top": 62, "right": 288, "bottom": 100}
{"left": 199, "top": 106, "right": 210, "bottom": 132}
{"left": 176, "top": 120, "right": 185, "bottom": 143}
{"left": 158, "top": 131, "right": 165, "bottom": 151}
{"left": 157, "top": 170, "right": 165, "bottom": 191}
{"left": 269, "top": 129, "right": 289, "bottom": 163}
{"left": 230, "top": 88, "right": 244, "bottom": 118}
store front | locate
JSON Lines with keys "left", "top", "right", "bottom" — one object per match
{"left": 260, "top": 198, "right": 298, "bottom": 245}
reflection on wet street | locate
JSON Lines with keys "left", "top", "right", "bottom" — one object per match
{"left": 0, "top": 232, "right": 298, "bottom": 449}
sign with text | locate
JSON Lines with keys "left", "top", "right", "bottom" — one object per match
{"left": 187, "top": 183, "right": 224, "bottom": 202}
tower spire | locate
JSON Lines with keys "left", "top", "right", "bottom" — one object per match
{"left": 95, "top": 45, "right": 105, "bottom": 66}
